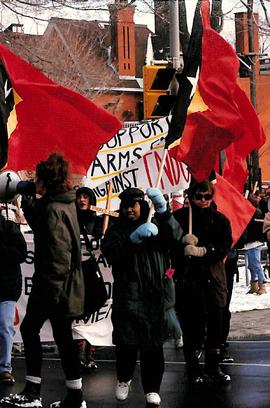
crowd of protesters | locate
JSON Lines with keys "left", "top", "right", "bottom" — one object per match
{"left": 0, "top": 152, "right": 270, "bottom": 408}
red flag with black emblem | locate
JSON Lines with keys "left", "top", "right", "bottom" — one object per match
{"left": 0, "top": 44, "right": 121, "bottom": 175}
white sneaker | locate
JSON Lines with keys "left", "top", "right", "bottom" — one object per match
{"left": 50, "top": 401, "right": 86, "bottom": 408}
{"left": 145, "top": 392, "right": 161, "bottom": 406}
{"left": 175, "top": 336, "right": 184, "bottom": 349}
{"left": 0, "top": 393, "right": 42, "bottom": 407}
{"left": 115, "top": 380, "right": 131, "bottom": 401}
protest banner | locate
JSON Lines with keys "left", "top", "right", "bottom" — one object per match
{"left": 84, "top": 117, "right": 190, "bottom": 210}
{"left": 90, "top": 146, "right": 190, "bottom": 210}
{"left": 15, "top": 233, "right": 113, "bottom": 346}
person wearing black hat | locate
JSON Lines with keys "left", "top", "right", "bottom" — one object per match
{"left": 101, "top": 187, "right": 181, "bottom": 407}
{"left": 76, "top": 186, "right": 103, "bottom": 239}
{"left": 74, "top": 186, "right": 103, "bottom": 370}
{"left": 172, "top": 180, "right": 233, "bottom": 386}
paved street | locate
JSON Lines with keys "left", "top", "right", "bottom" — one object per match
{"left": 2, "top": 312, "right": 270, "bottom": 408}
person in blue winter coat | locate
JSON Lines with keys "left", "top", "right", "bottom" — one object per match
{"left": 101, "top": 187, "right": 182, "bottom": 407}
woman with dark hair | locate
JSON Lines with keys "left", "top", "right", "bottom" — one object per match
{"left": 1, "top": 153, "right": 86, "bottom": 408}
{"left": 101, "top": 187, "right": 181, "bottom": 407}
{"left": 173, "top": 180, "right": 233, "bottom": 385}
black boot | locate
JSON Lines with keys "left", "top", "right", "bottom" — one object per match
{"left": 205, "top": 349, "right": 231, "bottom": 384}
{"left": 184, "top": 349, "right": 204, "bottom": 385}
{"left": 50, "top": 389, "right": 85, "bottom": 408}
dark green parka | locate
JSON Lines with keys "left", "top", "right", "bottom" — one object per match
{"left": 101, "top": 210, "right": 182, "bottom": 347}
{"left": 22, "top": 189, "right": 84, "bottom": 318}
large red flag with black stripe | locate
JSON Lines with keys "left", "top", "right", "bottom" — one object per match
{"left": 168, "top": 0, "right": 265, "bottom": 183}
{"left": 0, "top": 43, "right": 122, "bottom": 175}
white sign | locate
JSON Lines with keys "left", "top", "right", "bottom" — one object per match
{"left": 92, "top": 147, "right": 190, "bottom": 210}
{"left": 15, "top": 233, "right": 114, "bottom": 346}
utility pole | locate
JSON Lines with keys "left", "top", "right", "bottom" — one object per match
{"left": 169, "top": 0, "right": 181, "bottom": 95}
{"left": 247, "top": 0, "right": 260, "bottom": 190}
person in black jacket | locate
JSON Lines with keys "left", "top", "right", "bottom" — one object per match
{"left": 101, "top": 187, "right": 181, "bottom": 407}
{"left": 173, "top": 180, "right": 233, "bottom": 385}
{"left": 1, "top": 153, "right": 86, "bottom": 408}
{"left": 0, "top": 213, "right": 27, "bottom": 384}
{"left": 74, "top": 186, "right": 103, "bottom": 370}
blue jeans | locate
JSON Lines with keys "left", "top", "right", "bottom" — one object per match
{"left": 0, "top": 301, "right": 16, "bottom": 373}
{"left": 247, "top": 247, "right": 265, "bottom": 283}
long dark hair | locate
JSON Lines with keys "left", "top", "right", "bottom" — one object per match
{"left": 36, "top": 152, "right": 72, "bottom": 193}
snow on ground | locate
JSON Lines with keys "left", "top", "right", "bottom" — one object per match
{"left": 230, "top": 265, "right": 270, "bottom": 313}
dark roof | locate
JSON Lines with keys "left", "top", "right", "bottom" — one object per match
{"left": 0, "top": 16, "right": 151, "bottom": 96}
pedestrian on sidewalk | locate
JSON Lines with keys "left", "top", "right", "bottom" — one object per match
{"left": 0, "top": 212, "right": 27, "bottom": 385}
{"left": 101, "top": 187, "right": 182, "bottom": 407}
{"left": 0, "top": 153, "right": 86, "bottom": 408}
{"left": 245, "top": 193, "right": 267, "bottom": 295}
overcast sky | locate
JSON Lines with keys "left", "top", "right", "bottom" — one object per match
{"left": 0, "top": 0, "right": 268, "bottom": 46}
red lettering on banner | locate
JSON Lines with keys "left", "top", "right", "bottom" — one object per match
{"left": 143, "top": 152, "right": 154, "bottom": 187}
{"left": 153, "top": 152, "right": 174, "bottom": 189}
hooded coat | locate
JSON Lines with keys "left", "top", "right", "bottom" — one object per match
{"left": 22, "top": 190, "right": 84, "bottom": 318}
{"left": 101, "top": 208, "right": 181, "bottom": 347}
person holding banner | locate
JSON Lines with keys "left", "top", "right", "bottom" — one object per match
{"left": 101, "top": 187, "right": 181, "bottom": 407}
{"left": 0, "top": 212, "right": 27, "bottom": 384}
{"left": 172, "top": 180, "right": 232, "bottom": 385}
{"left": 0, "top": 153, "right": 86, "bottom": 408}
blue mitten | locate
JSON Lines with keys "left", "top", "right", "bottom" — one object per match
{"left": 130, "top": 222, "right": 158, "bottom": 244}
{"left": 146, "top": 187, "right": 167, "bottom": 214}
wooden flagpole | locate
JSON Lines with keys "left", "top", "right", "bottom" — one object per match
{"left": 146, "top": 149, "right": 168, "bottom": 222}
{"left": 188, "top": 202, "right": 192, "bottom": 234}
{"left": 102, "top": 181, "right": 113, "bottom": 236}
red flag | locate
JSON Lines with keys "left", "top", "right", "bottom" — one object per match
{"left": 169, "top": 0, "right": 265, "bottom": 182}
{"left": 0, "top": 44, "right": 122, "bottom": 175}
{"left": 223, "top": 86, "right": 266, "bottom": 192}
{"left": 213, "top": 174, "right": 255, "bottom": 246}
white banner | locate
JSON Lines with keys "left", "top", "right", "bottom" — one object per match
{"left": 90, "top": 146, "right": 190, "bottom": 211}
{"left": 15, "top": 233, "right": 114, "bottom": 346}
{"left": 84, "top": 117, "right": 190, "bottom": 210}
{"left": 86, "top": 117, "right": 171, "bottom": 188}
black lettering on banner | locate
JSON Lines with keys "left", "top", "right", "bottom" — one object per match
{"left": 107, "top": 154, "right": 118, "bottom": 173}
{"left": 122, "top": 168, "right": 138, "bottom": 188}
{"left": 24, "top": 277, "right": 33, "bottom": 295}
{"left": 132, "top": 147, "right": 142, "bottom": 161}
{"left": 150, "top": 118, "right": 165, "bottom": 135}
{"left": 25, "top": 250, "right": 34, "bottom": 264}
{"left": 111, "top": 168, "right": 139, "bottom": 193}
{"left": 119, "top": 150, "right": 131, "bottom": 169}
{"left": 90, "top": 156, "right": 107, "bottom": 177}
{"left": 139, "top": 122, "right": 152, "bottom": 138}
{"left": 112, "top": 173, "right": 126, "bottom": 193}
{"left": 128, "top": 126, "right": 140, "bottom": 143}
{"left": 93, "top": 185, "right": 107, "bottom": 198}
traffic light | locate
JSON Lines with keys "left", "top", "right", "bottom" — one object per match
{"left": 143, "top": 65, "right": 176, "bottom": 119}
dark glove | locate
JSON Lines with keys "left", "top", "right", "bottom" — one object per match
{"left": 146, "top": 187, "right": 166, "bottom": 214}
{"left": 182, "top": 233, "right": 198, "bottom": 246}
{"left": 184, "top": 244, "right": 207, "bottom": 257}
{"left": 267, "top": 231, "right": 270, "bottom": 241}
{"left": 130, "top": 222, "right": 158, "bottom": 244}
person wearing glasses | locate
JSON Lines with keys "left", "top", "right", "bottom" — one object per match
{"left": 172, "top": 180, "right": 232, "bottom": 385}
